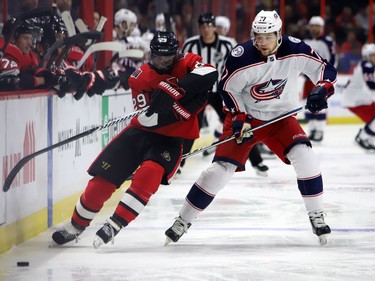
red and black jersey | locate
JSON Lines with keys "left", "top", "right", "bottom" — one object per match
{"left": 0, "top": 40, "right": 24, "bottom": 75}
{"left": 129, "top": 52, "right": 217, "bottom": 139}
{"left": 67, "top": 45, "right": 94, "bottom": 72}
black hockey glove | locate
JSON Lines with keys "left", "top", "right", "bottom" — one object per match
{"left": 58, "top": 69, "right": 92, "bottom": 99}
{"left": 118, "top": 67, "right": 135, "bottom": 90}
{"left": 306, "top": 81, "right": 334, "bottom": 113}
{"left": 232, "top": 113, "right": 254, "bottom": 144}
{"left": 180, "top": 92, "right": 208, "bottom": 114}
{"left": 34, "top": 68, "right": 65, "bottom": 89}
{"left": 87, "top": 69, "right": 120, "bottom": 97}
{"left": 0, "top": 75, "right": 20, "bottom": 91}
{"left": 146, "top": 78, "right": 186, "bottom": 116}
{"left": 147, "top": 88, "right": 176, "bottom": 116}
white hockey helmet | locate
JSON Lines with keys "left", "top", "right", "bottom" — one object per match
{"left": 215, "top": 16, "right": 230, "bottom": 34}
{"left": 309, "top": 16, "right": 325, "bottom": 26}
{"left": 155, "top": 13, "right": 175, "bottom": 32}
{"left": 361, "top": 43, "right": 375, "bottom": 60}
{"left": 114, "top": 9, "right": 137, "bottom": 32}
{"left": 251, "top": 10, "right": 282, "bottom": 51}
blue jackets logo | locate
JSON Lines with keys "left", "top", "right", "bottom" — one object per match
{"left": 251, "top": 79, "right": 287, "bottom": 101}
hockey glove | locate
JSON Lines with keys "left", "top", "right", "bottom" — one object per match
{"left": 157, "top": 77, "right": 186, "bottom": 100}
{"left": 180, "top": 92, "right": 208, "bottom": 114}
{"left": 118, "top": 67, "right": 135, "bottom": 90}
{"left": 306, "top": 81, "right": 334, "bottom": 113}
{"left": 0, "top": 75, "right": 20, "bottom": 91}
{"left": 35, "top": 68, "right": 65, "bottom": 89}
{"left": 147, "top": 88, "right": 176, "bottom": 116}
{"left": 232, "top": 113, "right": 254, "bottom": 144}
{"left": 147, "top": 78, "right": 186, "bottom": 116}
{"left": 87, "top": 69, "right": 120, "bottom": 97}
{"left": 58, "top": 69, "right": 92, "bottom": 100}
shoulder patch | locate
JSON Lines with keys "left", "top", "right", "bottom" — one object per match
{"left": 288, "top": 36, "right": 301, "bottom": 43}
{"left": 231, "top": 46, "right": 244, "bottom": 57}
{"left": 131, "top": 69, "right": 142, "bottom": 78}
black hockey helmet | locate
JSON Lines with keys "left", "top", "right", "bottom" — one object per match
{"left": 2, "top": 18, "right": 36, "bottom": 39}
{"left": 150, "top": 31, "right": 179, "bottom": 56}
{"left": 198, "top": 13, "right": 215, "bottom": 26}
{"left": 39, "top": 15, "right": 67, "bottom": 47}
{"left": 149, "top": 31, "right": 179, "bottom": 71}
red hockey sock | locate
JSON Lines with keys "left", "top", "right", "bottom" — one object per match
{"left": 112, "top": 160, "right": 164, "bottom": 226}
{"left": 72, "top": 176, "right": 117, "bottom": 227}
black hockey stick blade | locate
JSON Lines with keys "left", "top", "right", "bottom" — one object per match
{"left": 3, "top": 107, "right": 148, "bottom": 192}
{"left": 39, "top": 39, "right": 65, "bottom": 68}
{"left": 182, "top": 107, "right": 303, "bottom": 159}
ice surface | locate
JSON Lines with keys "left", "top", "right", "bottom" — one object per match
{"left": 0, "top": 124, "right": 374, "bottom": 281}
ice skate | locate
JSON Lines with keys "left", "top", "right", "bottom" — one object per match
{"left": 51, "top": 221, "right": 85, "bottom": 246}
{"left": 355, "top": 129, "right": 375, "bottom": 151}
{"left": 308, "top": 210, "right": 331, "bottom": 245}
{"left": 93, "top": 218, "right": 122, "bottom": 249}
{"left": 253, "top": 162, "right": 269, "bottom": 177}
{"left": 309, "top": 130, "right": 323, "bottom": 142}
{"left": 164, "top": 216, "right": 191, "bottom": 245}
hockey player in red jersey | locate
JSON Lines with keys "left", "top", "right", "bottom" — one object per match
{"left": 51, "top": 31, "right": 218, "bottom": 248}
{"left": 0, "top": 18, "right": 62, "bottom": 91}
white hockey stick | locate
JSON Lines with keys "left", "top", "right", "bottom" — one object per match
{"left": 61, "top": 11, "right": 76, "bottom": 36}
{"left": 76, "top": 42, "right": 144, "bottom": 69}
{"left": 75, "top": 18, "right": 89, "bottom": 33}
{"left": 96, "top": 16, "right": 107, "bottom": 32}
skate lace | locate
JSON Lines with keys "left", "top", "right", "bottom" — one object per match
{"left": 309, "top": 211, "right": 327, "bottom": 228}
{"left": 63, "top": 223, "right": 82, "bottom": 243}
{"left": 60, "top": 231, "right": 80, "bottom": 243}
{"left": 104, "top": 219, "right": 121, "bottom": 245}
{"left": 171, "top": 217, "right": 189, "bottom": 235}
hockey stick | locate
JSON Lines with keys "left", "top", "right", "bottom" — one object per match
{"left": 50, "top": 31, "right": 103, "bottom": 70}
{"left": 123, "top": 106, "right": 303, "bottom": 182}
{"left": 3, "top": 107, "right": 148, "bottom": 193}
{"left": 0, "top": 8, "right": 52, "bottom": 61}
{"left": 39, "top": 38, "right": 65, "bottom": 68}
{"left": 76, "top": 42, "right": 143, "bottom": 69}
{"left": 96, "top": 16, "right": 107, "bottom": 33}
{"left": 61, "top": 11, "right": 76, "bottom": 37}
{"left": 181, "top": 107, "right": 303, "bottom": 159}
{"left": 75, "top": 18, "right": 89, "bottom": 33}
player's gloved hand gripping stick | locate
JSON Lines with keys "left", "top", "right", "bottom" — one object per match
{"left": 182, "top": 107, "right": 303, "bottom": 159}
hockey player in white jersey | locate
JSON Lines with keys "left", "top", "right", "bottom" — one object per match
{"left": 342, "top": 43, "right": 375, "bottom": 151}
{"left": 303, "top": 16, "right": 336, "bottom": 142}
{"left": 165, "top": 10, "right": 337, "bottom": 246}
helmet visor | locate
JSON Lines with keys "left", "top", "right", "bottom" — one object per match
{"left": 150, "top": 54, "right": 175, "bottom": 70}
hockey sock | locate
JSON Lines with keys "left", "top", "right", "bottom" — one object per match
{"left": 180, "top": 161, "right": 236, "bottom": 222}
{"left": 287, "top": 144, "right": 324, "bottom": 212}
{"left": 72, "top": 176, "right": 117, "bottom": 227}
{"left": 112, "top": 160, "right": 164, "bottom": 226}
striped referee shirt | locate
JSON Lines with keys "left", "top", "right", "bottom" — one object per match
{"left": 181, "top": 33, "right": 235, "bottom": 92}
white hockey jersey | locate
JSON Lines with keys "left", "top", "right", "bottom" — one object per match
{"left": 304, "top": 34, "right": 336, "bottom": 67}
{"left": 219, "top": 35, "right": 337, "bottom": 120}
{"left": 341, "top": 60, "right": 375, "bottom": 107}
